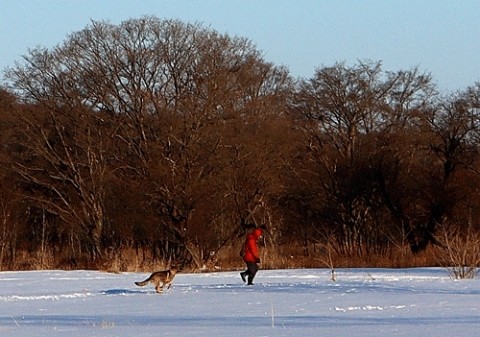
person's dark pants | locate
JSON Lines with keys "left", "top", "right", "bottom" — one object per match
{"left": 243, "top": 262, "right": 258, "bottom": 285}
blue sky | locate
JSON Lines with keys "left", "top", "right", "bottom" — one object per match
{"left": 1, "top": 0, "right": 479, "bottom": 92}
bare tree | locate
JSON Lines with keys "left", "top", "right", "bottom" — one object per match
{"left": 9, "top": 105, "right": 115, "bottom": 261}
{"left": 5, "top": 16, "right": 294, "bottom": 268}
{"left": 410, "top": 87, "right": 480, "bottom": 252}
{"left": 292, "top": 61, "right": 437, "bottom": 255}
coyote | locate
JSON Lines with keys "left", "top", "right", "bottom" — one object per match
{"left": 135, "top": 268, "right": 178, "bottom": 293}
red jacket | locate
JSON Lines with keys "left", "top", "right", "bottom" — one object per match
{"left": 243, "top": 228, "right": 263, "bottom": 263}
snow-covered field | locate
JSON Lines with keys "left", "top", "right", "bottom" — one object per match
{"left": 1, "top": 268, "right": 479, "bottom": 336}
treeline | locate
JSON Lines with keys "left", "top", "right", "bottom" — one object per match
{"left": 1, "top": 17, "right": 480, "bottom": 271}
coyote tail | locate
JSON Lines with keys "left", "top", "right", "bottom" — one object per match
{"left": 135, "top": 278, "right": 150, "bottom": 287}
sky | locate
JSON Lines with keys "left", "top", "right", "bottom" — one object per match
{"left": 1, "top": 0, "right": 480, "bottom": 93}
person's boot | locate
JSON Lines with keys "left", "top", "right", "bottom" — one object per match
{"left": 240, "top": 271, "right": 247, "bottom": 282}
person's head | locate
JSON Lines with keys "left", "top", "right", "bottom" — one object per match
{"left": 253, "top": 228, "right": 263, "bottom": 239}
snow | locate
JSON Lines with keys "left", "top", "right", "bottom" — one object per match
{"left": 1, "top": 268, "right": 480, "bottom": 336}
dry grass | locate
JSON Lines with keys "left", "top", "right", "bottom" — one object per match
{"left": 434, "top": 222, "right": 480, "bottom": 279}
{"left": 1, "top": 243, "right": 440, "bottom": 272}
{"left": 208, "top": 243, "right": 439, "bottom": 272}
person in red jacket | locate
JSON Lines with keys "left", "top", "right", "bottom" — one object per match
{"left": 240, "top": 228, "right": 263, "bottom": 285}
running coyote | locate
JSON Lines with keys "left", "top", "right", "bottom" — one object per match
{"left": 135, "top": 268, "right": 178, "bottom": 293}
